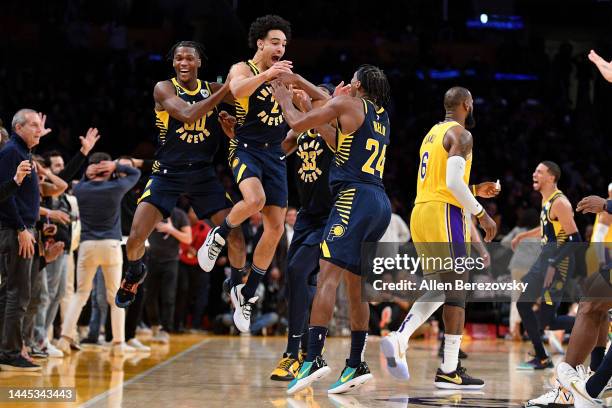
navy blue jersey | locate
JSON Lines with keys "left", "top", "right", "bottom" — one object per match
{"left": 541, "top": 190, "right": 568, "bottom": 245}
{"left": 234, "top": 61, "right": 288, "bottom": 146}
{"left": 329, "top": 99, "right": 390, "bottom": 195}
{"left": 153, "top": 78, "right": 221, "bottom": 171}
{"left": 294, "top": 130, "right": 334, "bottom": 217}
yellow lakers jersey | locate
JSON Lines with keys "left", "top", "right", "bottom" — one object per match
{"left": 540, "top": 190, "right": 568, "bottom": 244}
{"left": 415, "top": 121, "right": 472, "bottom": 208}
{"left": 592, "top": 214, "right": 612, "bottom": 243}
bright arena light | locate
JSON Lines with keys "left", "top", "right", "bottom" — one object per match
{"left": 480, "top": 13, "right": 489, "bottom": 24}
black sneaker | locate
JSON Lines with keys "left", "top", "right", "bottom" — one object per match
{"left": 328, "top": 360, "right": 374, "bottom": 394}
{"left": 438, "top": 339, "right": 468, "bottom": 359}
{"left": 28, "top": 346, "right": 48, "bottom": 359}
{"left": 287, "top": 355, "right": 332, "bottom": 395}
{"left": 116, "top": 262, "right": 147, "bottom": 308}
{"left": 434, "top": 363, "right": 485, "bottom": 389}
{"left": 516, "top": 356, "right": 553, "bottom": 370}
{"left": 80, "top": 337, "right": 102, "bottom": 347}
{"left": 0, "top": 355, "right": 42, "bottom": 371}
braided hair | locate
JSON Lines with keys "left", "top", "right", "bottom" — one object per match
{"left": 355, "top": 65, "right": 391, "bottom": 108}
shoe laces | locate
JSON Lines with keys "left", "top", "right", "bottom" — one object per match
{"left": 242, "top": 300, "right": 253, "bottom": 319}
{"left": 121, "top": 280, "right": 137, "bottom": 294}
{"left": 279, "top": 357, "right": 296, "bottom": 370}
{"left": 456, "top": 365, "right": 473, "bottom": 379}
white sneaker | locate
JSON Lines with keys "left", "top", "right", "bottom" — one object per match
{"left": 127, "top": 338, "right": 151, "bottom": 352}
{"left": 43, "top": 342, "right": 64, "bottom": 358}
{"left": 230, "top": 283, "right": 258, "bottom": 333}
{"left": 545, "top": 330, "right": 565, "bottom": 355}
{"left": 380, "top": 332, "right": 410, "bottom": 380}
{"left": 197, "top": 226, "right": 226, "bottom": 272}
{"left": 525, "top": 380, "right": 573, "bottom": 407}
{"left": 151, "top": 330, "right": 170, "bottom": 344}
{"left": 557, "top": 363, "right": 604, "bottom": 408}
{"left": 111, "top": 342, "right": 136, "bottom": 357}
{"left": 55, "top": 337, "right": 71, "bottom": 356}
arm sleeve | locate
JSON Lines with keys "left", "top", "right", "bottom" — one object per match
{"left": 0, "top": 179, "right": 19, "bottom": 202}
{"left": 59, "top": 151, "right": 87, "bottom": 182}
{"left": 592, "top": 222, "right": 609, "bottom": 264}
{"left": 446, "top": 156, "right": 484, "bottom": 217}
{"left": 115, "top": 165, "right": 141, "bottom": 193}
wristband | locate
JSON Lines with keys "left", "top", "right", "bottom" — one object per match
{"left": 476, "top": 209, "right": 485, "bottom": 219}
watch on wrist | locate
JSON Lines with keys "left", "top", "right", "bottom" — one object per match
{"left": 17, "top": 226, "right": 26, "bottom": 232}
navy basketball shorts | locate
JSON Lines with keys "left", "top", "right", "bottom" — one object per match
{"left": 320, "top": 184, "right": 391, "bottom": 275}
{"left": 230, "top": 142, "right": 288, "bottom": 208}
{"left": 138, "top": 164, "right": 232, "bottom": 219}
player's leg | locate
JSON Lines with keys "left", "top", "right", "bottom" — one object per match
{"left": 230, "top": 204, "right": 285, "bottom": 332}
{"left": 590, "top": 315, "right": 609, "bottom": 372}
{"left": 210, "top": 208, "right": 247, "bottom": 288}
{"left": 287, "top": 259, "right": 341, "bottom": 394}
{"left": 270, "top": 241, "right": 318, "bottom": 381}
{"left": 199, "top": 174, "right": 265, "bottom": 272}
{"left": 328, "top": 270, "right": 374, "bottom": 394}
{"left": 116, "top": 202, "right": 163, "bottom": 307}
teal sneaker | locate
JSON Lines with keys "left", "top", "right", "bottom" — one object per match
{"left": 287, "top": 356, "right": 331, "bottom": 395}
{"left": 328, "top": 360, "right": 373, "bottom": 394}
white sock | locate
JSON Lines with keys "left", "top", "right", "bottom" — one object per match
{"left": 440, "top": 334, "right": 462, "bottom": 373}
{"left": 396, "top": 301, "right": 444, "bottom": 348}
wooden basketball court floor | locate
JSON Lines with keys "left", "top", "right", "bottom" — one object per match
{"left": 2, "top": 334, "right": 611, "bottom": 407}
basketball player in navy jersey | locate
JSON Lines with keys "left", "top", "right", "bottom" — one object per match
{"left": 269, "top": 84, "right": 336, "bottom": 381}
{"left": 198, "top": 15, "right": 329, "bottom": 333}
{"left": 115, "top": 41, "right": 246, "bottom": 308}
{"left": 272, "top": 65, "right": 392, "bottom": 395}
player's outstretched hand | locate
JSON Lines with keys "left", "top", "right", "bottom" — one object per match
{"left": 577, "top": 195, "right": 607, "bottom": 214}
{"left": 218, "top": 110, "right": 237, "bottom": 139}
{"left": 475, "top": 181, "right": 501, "bottom": 198}
{"left": 270, "top": 80, "right": 293, "bottom": 104}
{"left": 265, "top": 60, "right": 293, "bottom": 81}
{"left": 334, "top": 81, "right": 351, "bottom": 97}
{"left": 589, "top": 50, "right": 612, "bottom": 83}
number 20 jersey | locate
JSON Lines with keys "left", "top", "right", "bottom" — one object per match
{"left": 329, "top": 98, "right": 390, "bottom": 195}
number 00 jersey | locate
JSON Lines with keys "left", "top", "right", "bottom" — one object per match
{"left": 234, "top": 60, "right": 287, "bottom": 146}
{"left": 329, "top": 99, "right": 390, "bottom": 195}
{"left": 153, "top": 78, "right": 220, "bottom": 170}
{"left": 414, "top": 121, "right": 472, "bottom": 208}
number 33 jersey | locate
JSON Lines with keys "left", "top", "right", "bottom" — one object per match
{"left": 329, "top": 98, "right": 390, "bottom": 195}
{"left": 154, "top": 78, "right": 221, "bottom": 169}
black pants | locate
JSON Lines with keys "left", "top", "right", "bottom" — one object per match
{"left": 0, "top": 228, "right": 35, "bottom": 358}
{"left": 145, "top": 259, "right": 179, "bottom": 330}
{"left": 174, "top": 262, "right": 191, "bottom": 331}
{"left": 185, "top": 263, "right": 210, "bottom": 330}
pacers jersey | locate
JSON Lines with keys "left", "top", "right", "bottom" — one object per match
{"left": 540, "top": 190, "right": 568, "bottom": 244}
{"left": 328, "top": 99, "right": 389, "bottom": 195}
{"left": 415, "top": 121, "right": 472, "bottom": 207}
{"left": 153, "top": 78, "right": 220, "bottom": 171}
{"left": 295, "top": 130, "right": 334, "bottom": 217}
{"left": 234, "top": 60, "right": 287, "bottom": 146}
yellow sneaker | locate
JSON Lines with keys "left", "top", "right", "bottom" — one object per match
{"left": 270, "top": 353, "right": 300, "bottom": 381}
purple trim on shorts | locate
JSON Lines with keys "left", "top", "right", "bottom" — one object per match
{"left": 448, "top": 204, "right": 467, "bottom": 257}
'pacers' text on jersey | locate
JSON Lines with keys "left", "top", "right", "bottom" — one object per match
{"left": 295, "top": 130, "right": 333, "bottom": 217}
{"left": 328, "top": 99, "right": 390, "bottom": 195}
{"left": 415, "top": 121, "right": 472, "bottom": 208}
{"left": 154, "top": 78, "right": 220, "bottom": 170}
{"left": 234, "top": 60, "right": 287, "bottom": 146}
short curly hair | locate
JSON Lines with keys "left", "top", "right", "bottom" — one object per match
{"left": 248, "top": 15, "right": 291, "bottom": 50}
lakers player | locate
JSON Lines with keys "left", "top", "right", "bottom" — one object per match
{"left": 271, "top": 65, "right": 392, "bottom": 395}
{"left": 527, "top": 184, "right": 611, "bottom": 408}
{"left": 115, "top": 41, "right": 246, "bottom": 307}
{"left": 270, "top": 85, "right": 336, "bottom": 381}
{"left": 380, "top": 87, "right": 496, "bottom": 389}
{"left": 198, "top": 15, "right": 329, "bottom": 332}
{"left": 511, "top": 162, "right": 580, "bottom": 371}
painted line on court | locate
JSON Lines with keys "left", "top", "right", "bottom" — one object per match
{"left": 81, "top": 338, "right": 211, "bottom": 407}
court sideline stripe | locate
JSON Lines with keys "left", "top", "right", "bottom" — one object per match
{"left": 81, "top": 338, "right": 211, "bottom": 407}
